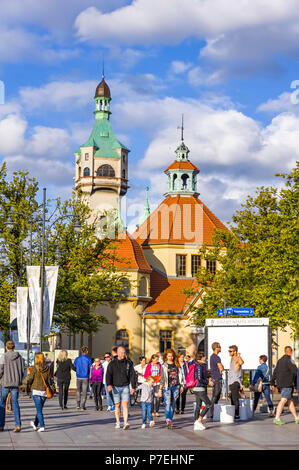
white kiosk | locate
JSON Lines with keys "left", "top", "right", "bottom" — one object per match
{"left": 205, "top": 317, "right": 272, "bottom": 422}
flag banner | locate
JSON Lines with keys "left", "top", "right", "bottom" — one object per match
{"left": 16, "top": 287, "right": 28, "bottom": 342}
{"left": 27, "top": 266, "right": 41, "bottom": 343}
{"left": 10, "top": 302, "right": 17, "bottom": 324}
{"left": 43, "top": 266, "right": 59, "bottom": 335}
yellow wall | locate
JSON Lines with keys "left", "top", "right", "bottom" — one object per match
{"left": 142, "top": 244, "right": 219, "bottom": 277}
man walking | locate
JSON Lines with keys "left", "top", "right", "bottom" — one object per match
{"left": 228, "top": 345, "right": 244, "bottom": 420}
{"left": 74, "top": 346, "right": 93, "bottom": 411}
{"left": 270, "top": 346, "right": 298, "bottom": 425}
{"left": 209, "top": 342, "right": 224, "bottom": 418}
{"left": 0, "top": 340, "right": 24, "bottom": 432}
{"left": 106, "top": 346, "right": 136, "bottom": 430}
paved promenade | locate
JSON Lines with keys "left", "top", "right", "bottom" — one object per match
{"left": 0, "top": 393, "right": 298, "bottom": 450}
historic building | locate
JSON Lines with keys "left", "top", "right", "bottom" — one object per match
{"left": 63, "top": 72, "right": 235, "bottom": 362}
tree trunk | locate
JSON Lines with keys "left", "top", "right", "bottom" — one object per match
{"left": 88, "top": 334, "right": 93, "bottom": 357}
{"left": 72, "top": 334, "right": 76, "bottom": 350}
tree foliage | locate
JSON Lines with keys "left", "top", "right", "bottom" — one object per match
{"left": 187, "top": 163, "right": 299, "bottom": 336}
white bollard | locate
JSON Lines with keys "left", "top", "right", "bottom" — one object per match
{"left": 220, "top": 405, "right": 235, "bottom": 423}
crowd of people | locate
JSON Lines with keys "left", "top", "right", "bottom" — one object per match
{"left": 0, "top": 340, "right": 298, "bottom": 432}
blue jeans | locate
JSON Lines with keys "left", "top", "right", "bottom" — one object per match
{"left": 253, "top": 385, "right": 274, "bottom": 411}
{"left": 141, "top": 402, "right": 153, "bottom": 425}
{"left": 104, "top": 384, "right": 114, "bottom": 408}
{"left": 0, "top": 387, "right": 21, "bottom": 427}
{"left": 163, "top": 385, "right": 180, "bottom": 421}
{"left": 32, "top": 395, "right": 47, "bottom": 428}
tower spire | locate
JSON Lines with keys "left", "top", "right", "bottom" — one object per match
{"left": 177, "top": 114, "right": 184, "bottom": 142}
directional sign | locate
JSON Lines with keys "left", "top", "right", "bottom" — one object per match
{"left": 217, "top": 307, "right": 254, "bottom": 316}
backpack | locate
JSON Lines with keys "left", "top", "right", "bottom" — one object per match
{"left": 185, "top": 362, "right": 198, "bottom": 388}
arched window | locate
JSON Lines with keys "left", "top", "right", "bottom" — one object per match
{"left": 181, "top": 174, "right": 189, "bottom": 190}
{"left": 96, "top": 164, "right": 115, "bottom": 177}
{"left": 116, "top": 329, "right": 130, "bottom": 356}
{"left": 172, "top": 174, "right": 177, "bottom": 190}
{"left": 83, "top": 167, "right": 90, "bottom": 177}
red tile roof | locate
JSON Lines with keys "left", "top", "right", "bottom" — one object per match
{"left": 164, "top": 160, "right": 200, "bottom": 172}
{"left": 133, "top": 195, "right": 229, "bottom": 246}
{"left": 145, "top": 269, "right": 198, "bottom": 314}
{"left": 107, "top": 230, "right": 152, "bottom": 272}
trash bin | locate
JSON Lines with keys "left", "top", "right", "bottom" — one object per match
{"left": 220, "top": 405, "right": 235, "bottom": 423}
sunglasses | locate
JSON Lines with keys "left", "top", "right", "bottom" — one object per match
{"left": 228, "top": 350, "right": 234, "bottom": 353}
{"left": 104, "top": 356, "right": 110, "bottom": 359}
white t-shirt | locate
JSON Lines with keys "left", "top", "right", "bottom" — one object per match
{"left": 134, "top": 364, "right": 147, "bottom": 384}
{"left": 32, "top": 389, "right": 47, "bottom": 397}
{"left": 102, "top": 360, "right": 111, "bottom": 385}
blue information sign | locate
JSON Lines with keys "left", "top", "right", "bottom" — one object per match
{"left": 217, "top": 307, "right": 254, "bottom": 316}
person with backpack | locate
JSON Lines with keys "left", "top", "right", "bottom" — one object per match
{"left": 193, "top": 352, "right": 213, "bottom": 431}
{"left": 89, "top": 357, "right": 104, "bottom": 411}
{"left": 74, "top": 346, "right": 93, "bottom": 411}
{"left": 157, "top": 349, "right": 185, "bottom": 429}
{"left": 250, "top": 354, "right": 274, "bottom": 416}
{"left": 0, "top": 340, "right": 24, "bottom": 433}
{"left": 106, "top": 346, "right": 136, "bottom": 430}
{"left": 27, "top": 352, "right": 52, "bottom": 432}
{"left": 175, "top": 353, "right": 188, "bottom": 414}
{"left": 144, "top": 354, "right": 162, "bottom": 417}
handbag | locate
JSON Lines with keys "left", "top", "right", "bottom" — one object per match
{"left": 40, "top": 371, "right": 55, "bottom": 399}
{"left": 254, "top": 366, "right": 269, "bottom": 393}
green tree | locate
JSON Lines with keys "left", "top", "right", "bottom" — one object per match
{"left": 46, "top": 194, "right": 131, "bottom": 343}
{"left": 187, "top": 163, "right": 299, "bottom": 336}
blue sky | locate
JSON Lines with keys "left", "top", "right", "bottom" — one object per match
{"left": 0, "top": 0, "right": 299, "bottom": 231}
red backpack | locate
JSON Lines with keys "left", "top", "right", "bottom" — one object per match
{"left": 185, "top": 362, "right": 198, "bottom": 388}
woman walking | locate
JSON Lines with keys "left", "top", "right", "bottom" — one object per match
{"left": 54, "top": 350, "right": 76, "bottom": 410}
{"left": 90, "top": 358, "right": 104, "bottom": 411}
{"left": 158, "top": 349, "right": 185, "bottom": 429}
{"left": 144, "top": 354, "right": 162, "bottom": 417}
{"left": 27, "top": 352, "right": 52, "bottom": 432}
{"left": 193, "top": 352, "right": 213, "bottom": 431}
{"left": 176, "top": 353, "right": 188, "bottom": 414}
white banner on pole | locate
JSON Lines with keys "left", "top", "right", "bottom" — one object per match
{"left": 27, "top": 266, "right": 41, "bottom": 343}
{"left": 16, "top": 287, "right": 28, "bottom": 343}
{"left": 43, "top": 266, "right": 59, "bottom": 335}
{"left": 10, "top": 302, "right": 17, "bottom": 324}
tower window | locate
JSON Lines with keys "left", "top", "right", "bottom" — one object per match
{"left": 206, "top": 260, "right": 216, "bottom": 274}
{"left": 83, "top": 167, "right": 90, "bottom": 177}
{"left": 96, "top": 164, "right": 115, "bottom": 177}
{"left": 85, "top": 153, "right": 89, "bottom": 161}
{"left": 122, "top": 169, "right": 126, "bottom": 179}
{"left": 116, "top": 329, "right": 130, "bottom": 356}
{"left": 181, "top": 174, "right": 189, "bottom": 190}
{"left": 191, "top": 255, "right": 201, "bottom": 277}
{"left": 159, "top": 330, "right": 173, "bottom": 354}
{"left": 176, "top": 254, "right": 186, "bottom": 277}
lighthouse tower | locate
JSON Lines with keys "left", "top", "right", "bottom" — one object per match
{"left": 74, "top": 71, "right": 130, "bottom": 216}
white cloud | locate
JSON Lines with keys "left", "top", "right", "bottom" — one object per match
{"left": 170, "top": 61, "right": 192, "bottom": 75}
{"left": 0, "top": 114, "right": 27, "bottom": 154}
{"left": 75, "top": 0, "right": 298, "bottom": 44}
{"left": 74, "top": 0, "right": 299, "bottom": 81}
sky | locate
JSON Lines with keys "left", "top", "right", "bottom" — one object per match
{"left": 0, "top": 0, "right": 299, "bottom": 232}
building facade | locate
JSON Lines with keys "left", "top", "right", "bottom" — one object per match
{"left": 60, "top": 74, "right": 297, "bottom": 365}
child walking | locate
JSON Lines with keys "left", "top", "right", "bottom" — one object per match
{"left": 137, "top": 376, "right": 156, "bottom": 429}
